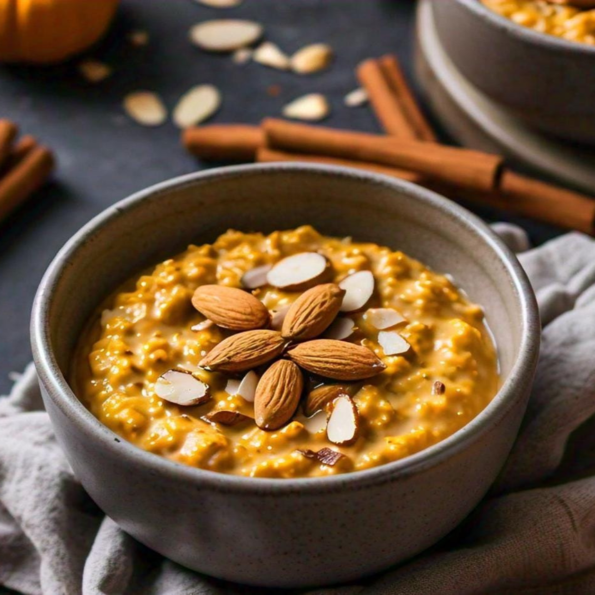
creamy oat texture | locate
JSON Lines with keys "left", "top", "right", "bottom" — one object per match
{"left": 482, "top": 0, "right": 595, "bottom": 44}
{"left": 73, "top": 226, "right": 499, "bottom": 478}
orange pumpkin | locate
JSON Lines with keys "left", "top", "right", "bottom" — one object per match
{"left": 0, "top": 0, "right": 119, "bottom": 64}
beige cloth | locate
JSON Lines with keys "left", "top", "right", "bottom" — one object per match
{"left": 2, "top": 224, "right": 595, "bottom": 595}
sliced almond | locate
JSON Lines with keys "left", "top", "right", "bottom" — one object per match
{"left": 378, "top": 331, "right": 411, "bottom": 356}
{"left": 237, "top": 370, "right": 258, "bottom": 402}
{"left": 197, "top": 0, "right": 243, "bottom": 7}
{"left": 232, "top": 47, "right": 253, "bottom": 64}
{"left": 225, "top": 378, "right": 241, "bottom": 395}
{"left": 129, "top": 30, "right": 149, "bottom": 46}
{"left": 323, "top": 317, "right": 355, "bottom": 341}
{"left": 282, "top": 283, "right": 345, "bottom": 341}
{"left": 282, "top": 93, "right": 330, "bottom": 121}
{"left": 173, "top": 85, "right": 221, "bottom": 129}
{"left": 191, "top": 319, "right": 214, "bottom": 332}
{"left": 270, "top": 304, "right": 291, "bottom": 330}
{"left": 290, "top": 43, "right": 333, "bottom": 74}
{"left": 200, "top": 330, "right": 285, "bottom": 372}
{"left": 302, "top": 410, "right": 328, "bottom": 434}
{"left": 288, "top": 339, "right": 386, "bottom": 381}
{"left": 304, "top": 384, "right": 352, "bottom": 416}
{"left": 432, "top": 381, "right": 446, "bottom": 396}
{"left": 254, "top": 360, "right": 303, "bottom": 430}
{"left": 253, "top": 42, "right": 290, "bottom": 70}
{"left": 339, "top": 270, "right": 375, "bottom": 313}
{"left": 190, "top": 20, "right": 263, "bottom": 52}
{"left": 297, "top": 447, "right": 345, "bottom": 466}
{"left": 123, "top": 91, "right": 167, "bottom": 127}
{"left": 155, "top": 369, "right": 210, "bottom": 406}
{"left": 204, "top": 410, "right": 251, "bottom": 425}
{"left": 241, "top": 264, "right": 272, "bottom": 289}
{"left": 327, "top": 395, "right": 360, "bottom": 446}
{"left": 365, "top": 307, "right": 406, "bottom": 330}
{"left": 192, "top": 285, "right": 269, "bottom": 331}
{"left": 267, "top": 252, "right": 332, "bottom": 292}
{"left": 344, "top": 87, "right": 368, "bottom": 107}
{"left": 78, "top": 59, "right": 112, "bottom": 83}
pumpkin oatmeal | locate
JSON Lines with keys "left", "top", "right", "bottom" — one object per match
{"left": 72, "top": 226, "right": 499, "bottom": 478}
{"left": 482, "top": 0, "right": 595, "bottom": 45}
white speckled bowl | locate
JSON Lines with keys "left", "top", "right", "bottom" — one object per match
{"left": 31, "top": 164, "right": 539, "bottom": 588}
{"left": 432, "top": 0, "right": 595, "bottom": 143}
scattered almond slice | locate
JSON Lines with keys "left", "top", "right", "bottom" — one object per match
{"left": 196, "top": 0, "right": 243, "bottom": 7}
{"left": 302, "top": 410, "right": 328, "bottom": 434}
{"left": 339, "top": 270, "right": 375, "bottom": 313}
{"left": 270, "top": 304, "right": 291, "bottom": 330}
{"left": 253, "top": 42, "right": 290, "bottom": 70}
{"left": 344, "top": 87, "right": 368, "bottom": 107}
{"left": 297, "top": 447, "right": 345, "bottom": 466}
{"left": 189, "top": 20, "right": 263, "bottom": 52}
{"left": 123, "top": 91, "right": 167, "bottom": 127}
{"left": 290, "top": 43, "right": 333, "bottom": 74}
{"left": 78, "top": 59, "right": 112, "bottom": 83}
{"left": 232, "top": 47, "right": 253, "bottom": 64}
{"left": 241, "top": 264, "right": 272, "bottom": 289}
{"left": 378, "top": 331, "right": 411, "bottom": 356}
{"left": 237, "top": 370, "right": 258, "bottom": 402}
{"left": 191, "top": 319, "right": 214, "bottom": 332}
{"left": 327, "top": 395, "right": 360, "bottom": 446}
{"left": 282, "top": 93, "right": 330, "bottom": 121}
{"left": 267, "top": 252, "right": 331, "bottom": 291}
{"left": 324, "top": 317, "right": 355, "bottom": 341}
{"left": 129, "top": 30, "right": 149, "bottom": 46}
{"left": 204, "top": 410, "right": 251, "bottom": 425}
{"left": 155, "top": 369, "right": 210, "bottom": 406}
{"left": 173, "top": 84, "right": 221, "bottom": 129}
{"left": 365, "top": 308, "right": 406, "bottom": 330}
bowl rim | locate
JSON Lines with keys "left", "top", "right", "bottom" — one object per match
{"left": 455, "top": 0, "right": 595, "bottom": 56}
{"left": 31, "top": 163, "right": 540, "bottom": 495}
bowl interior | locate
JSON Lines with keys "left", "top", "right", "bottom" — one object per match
{"left": 39, "top": 165, "right": 529, "bottom": 434}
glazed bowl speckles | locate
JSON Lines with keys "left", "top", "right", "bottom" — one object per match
{"left": 31, "top": 164, "right": 540, "bottom": 588}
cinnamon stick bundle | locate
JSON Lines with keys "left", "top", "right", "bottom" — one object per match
{"left": 263, "top": 118, "right": 503, "bottom": 193}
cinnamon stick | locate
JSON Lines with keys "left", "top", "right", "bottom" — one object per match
{"left": 257, "top": 147, "right": 424, "bottom": 184}
{"left": 183, "top": 125, "right": 263, "bottom": 161}
{"left": 263, "top": 118, "right": 503, "bottom": 193}
{"left": 357, "top": 59, "right": 418, "bottom": 140}
{"left": 0, "top": 120, "right": 17, "bottom": 167}
{"left": 0, "top": 142, "right": 55, "bottom": 224}
{"left": 379, "top": 55, "right": 437, "bottom": 142}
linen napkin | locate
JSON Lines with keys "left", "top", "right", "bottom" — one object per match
{"left": 2, "top": 224, "right": 595, "bottom": 595}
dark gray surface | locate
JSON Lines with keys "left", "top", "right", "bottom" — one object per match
{"left": 0, "top": 0, "right": 560, "bottom": 395}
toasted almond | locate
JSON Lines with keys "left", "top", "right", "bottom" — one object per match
{"left": 232, "top": 47, "right": 253, "bottom": 64}
{"left": 327, "top": 395, "right": 360, "bottom": 446}
{"left": 253, "top": 42, "right": 291, "bottom": 70}
{"left": 302, "top": 410, "right": 328, "bottom": 434}
{"left": 241, "top": 264, "right": 272, "bottom": 289}
{"left": 192, "top": 285, "right": 269, "bottom": 331}
{"left": 267, "top": 252, "right": 332, "bottom": 292}
{"left": 378, "top": 331, "right": 411, "bottom": 356}
{"left": 344, "top": 87, "right": 368, "bottom": 107}
{"left": 288, "top": 339, "right": 386, "bottom": 380}
{"left": 129, "top": 30, "right": 149, "bottom": 46}
{"left": 365, "top": 307, "right": 406, "bottom": 330}
{"left": 282, "top": 93, "right": 330, "bottom": 121}
{"left": 197, "top": 0, "right": 243, "bottom": 7}
{"left": 200, "top": 330, "right": 285, "bottom": 372}
{"left": 282, "top": 283, "right": 345, "bottom": 341}
{"left": 297, "top": 447, "right": 345, "bottom": 466}
{"left": 190, "top": 20, "right": 263, "bottom": 52}
{"left": 432, "top": 380, "right": 446, "bottom": 396}
{"left": 254, "top": 360, "right": 303, "bottom": 430}
{"left": 304, "top": 384, "right": 352, "bottom": 416}
{"left": 339, "top": 270, "right": 375, "bottom": 313}
{"left": 155, "top": 369, "right": 210, "bottom": 406}
{"left": 204, "top": 410, "right": 252, "bottom": 425}
{"left": 270, "top": 304, "right": 291, "bottom": 330}
{"left": 323, "top": 317, "right": 355, "bottom": 341}
{"left": 78, "top": 59, "right": 112, "bottom": 83}
{"left": 123, "top": 91, "right": 167, "bottom": 126}
{"left": 290, "top": 43, "right": 333, "bottom": 74}
{"left": 173, "top": 84, "right": 221, "bottom": 129}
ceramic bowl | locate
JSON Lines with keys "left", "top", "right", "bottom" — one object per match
{"left": 432, "top": 0, "right": 595, "bottom": 144}
{"left": 31, "top": 164, "right": 540, "bottom": 588}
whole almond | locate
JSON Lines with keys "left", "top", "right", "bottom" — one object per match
{"left": 199, "top": 330, "right": 285, "bottom": 372}
{"left": 288, "top": 339, "right": 386, "bottom": 380}
{"left": 192, "top": 285, "right": 270, "bottom": 331}
{"left": 304, "top": 383, "right": 353, "bottom": 416}
{"left": 255, "top": 360, "right": 304, "bottom": 430}
{"left": 282, "top": 283, "right": 345, "bottom": 341}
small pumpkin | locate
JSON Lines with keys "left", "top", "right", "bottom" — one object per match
{"left": 0, "top": 0, "right": 119, "bottom": 64}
